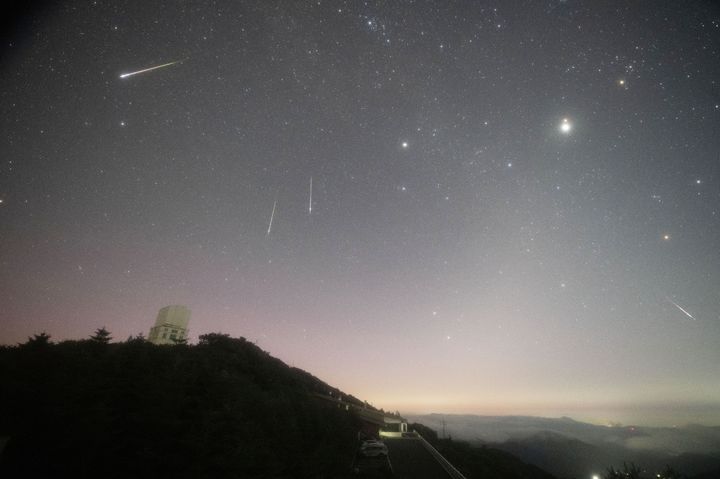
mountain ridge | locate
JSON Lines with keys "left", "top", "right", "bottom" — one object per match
{"left": 409, "top": 413, "right": 720, "bottom": 478}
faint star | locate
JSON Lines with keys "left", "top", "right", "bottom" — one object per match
{"left": 695, "top": 179, "right": 702, "bottom": 185}
{"left": 120, "top": 121, "right": 126, "bottom": 127}
{"left": 663, "top": 234, "right": 671, "bottom": 241}
{"left": 401, "top": 141, "right": 409, "bottom": 149}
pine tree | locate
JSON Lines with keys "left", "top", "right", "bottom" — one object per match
{"left": 22, "top": 332, "right": 52, "bottom": 348}
{"left": 90, "top": 327, "right": 112, "bottom": 344}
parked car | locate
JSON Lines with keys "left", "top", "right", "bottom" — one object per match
{"left": 359, "top": 440, "right": 388, "bottom": 457}
{"left": 353, "top": 442, "right": 392, "bottom": 477}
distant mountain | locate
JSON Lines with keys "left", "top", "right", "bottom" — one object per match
{"left": 411, "top": 423, "right": 556, "bottom": 479}
{"left": 497, "top": 432, "right": 720, "bottom": 478}
{"left": 409, "top": 414, "right": 720, "bottom": 478}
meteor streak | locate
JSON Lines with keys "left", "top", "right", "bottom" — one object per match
{"left": 308, "top": 177, "right": 313, "bottom": 215}
{"left": 666, "top": 297, "right": 696, "bottom": 320}
{"left": 266, "top": 200, "right": 277, "bottom": 236}
{"left": 119, "top": 60, "right": 182, "bottom": 79}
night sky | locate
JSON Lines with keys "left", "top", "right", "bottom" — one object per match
{"left": 2, "top": 1, "right": 719, "bottom": 426}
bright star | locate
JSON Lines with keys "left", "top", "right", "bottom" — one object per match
{"left": 663, "top": 234, "right": 671, "bottom": 241}
{"left": 401, "top": 141, "right": 409, "bottom": 149}
{"left": 559, "top": 118, "right": 572, "bottom": 134}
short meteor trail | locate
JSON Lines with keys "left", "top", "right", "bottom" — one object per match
{"left": 666, "top": 297, "right": 696, "bottom": 320}
{"left": 119, "top": 60, "right": 182, "bottom": 79}
{"left": 308, "top": 177, "right": 313, "bottom": 215}
{"left": 266, "top": 200, "right": 277, "bottom": 236}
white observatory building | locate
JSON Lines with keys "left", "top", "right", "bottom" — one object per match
{"left": 148, "top": 305, "right": 190, "bottom": 345}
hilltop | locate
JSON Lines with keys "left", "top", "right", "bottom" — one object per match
{"left": 0, "top": 332, "right": 363, "bottom": 478}
{"left": 1, "top": 332, "right": 557, "bottom": 478}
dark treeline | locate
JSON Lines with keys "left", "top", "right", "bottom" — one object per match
{"left": 0, "top": 331, "right": 362, "bottom": 478}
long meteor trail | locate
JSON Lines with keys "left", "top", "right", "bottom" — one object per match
{"left": 308, "top": 177, "right": 313, "bottom": 215}
{"left": 666, "top": 297, "right": 696, "bottom": 320}
{"left": 266, "top": 200, "right": 277, "bottom": 236}
{"left": 119, "top": 60, "right": 182, "bottom": 79}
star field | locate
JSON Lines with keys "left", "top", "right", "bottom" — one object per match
{"left": 1, "top": 0, "right": 720, "bottom": 425}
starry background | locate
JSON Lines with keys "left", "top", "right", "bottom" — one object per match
{"left": 1, "top": 0, "right": 719, "bottom": 425}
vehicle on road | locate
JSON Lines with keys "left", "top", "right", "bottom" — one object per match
{"left": 352, "top": 442, "right": 392, "bottom": 477}
{"left": 359, "top": 439, "right": 388, "bottom": 457}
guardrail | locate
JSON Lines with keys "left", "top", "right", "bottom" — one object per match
{"left": 417, "top": 435, "right": 467, "bottom": 479}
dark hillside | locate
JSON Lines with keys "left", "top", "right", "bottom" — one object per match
{"left": 0, "top": 332, "right": 562, "bottom": 479}
{"left": 0, "top": 333, "right": 361, "bottom": 478}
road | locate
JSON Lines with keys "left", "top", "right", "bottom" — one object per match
{"left": 384, "top": 438, "right": 452, "bottom": 479}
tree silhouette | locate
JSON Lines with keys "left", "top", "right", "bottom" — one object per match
{"left": 22, "top": 332, "right": 52, "bottom": 348}
{"left": 604, "top": 463, "right": 643, "bottom": 479}
{"left": 602, "top": 463, "right": 688, "bottom": 479}
{"left": 659, "top": 465, "right": 687, "bottom": 479}
{"left": 198, "top": 332, "right": 231, "bottom": 345}
{"left": 126, "top": 332, "right": 145, "bottom": 342}
{"left": 90, "top": 327, "right": 112, "bottom": 343}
